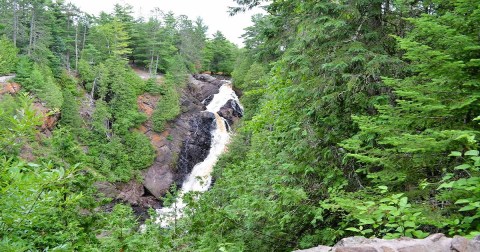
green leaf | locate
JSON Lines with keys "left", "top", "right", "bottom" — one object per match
{"left": 465, "top": 150, "right": 479, "bottom": 156}
{"left": 412, "top": 230, "right": 429, "bottom": 238}
{"left": 358, "top": 218, "right": 375, "bottom": 225}
{"left": 378, "top": 185, "right": 388, "bottom": 193}
{"left": 346, "top": 227, "right": 361, "bottom": 232}
{"left": 362, "top": 229, "right": 373, "bottom": 234}
{"left": 454, "top": 164, "right": 471, "bottom": 170}
{"left": 455, "top": 199, "right": 471, "bottom": 205}
{"left": 459, "top": 205, "right": 477, "bottom": 211}
{"left": 404, "top": 221, "right": 416, "bottom": 228}
{"left": 449, "top": 151, "right": 462, "bottom": 157}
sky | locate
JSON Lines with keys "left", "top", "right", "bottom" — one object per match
{"left": 67, "top": 0, "right": 264, "bottom": 46}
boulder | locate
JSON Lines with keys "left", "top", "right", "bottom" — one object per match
{"left": 193, "top": 73, "right": 217, "bottom": 83}
{"left": 294, "top": 234, "right": 480, "bottom": 252}
{"left": 95, "top": 181, "right": 120, "bottom": 198}
{"left": 117, "top": 180, "right": 145, "bottom": 205}
{"left": 217, "top": 99, "right": 243, "bottom": 127}
{"left": 0, "top": 74, "right": 16, "bottom": 83}
{"left": 189, "top": 74, "right": 224, "bottom": 106}
{"left": 143, "top": 164, "right": 174, "bottom": 199}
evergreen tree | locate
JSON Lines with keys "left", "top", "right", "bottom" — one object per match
{"left": 203, "top": 31, "right": 237, "bottom": 74}
{"left": 0, "top": 36, "right": 18, "bottom": 74}
{"left": 90, "top": 19, "right": 132, "bottom": 59}
{"left": 60, "top": 89, "right": 82, "bottom": 129}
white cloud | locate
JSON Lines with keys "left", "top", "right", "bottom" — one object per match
{"left": 67, "top": 0, "right": 264, "bottom": 46}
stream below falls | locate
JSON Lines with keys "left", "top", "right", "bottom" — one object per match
{"left": 155, "top": 81, "right": 242, "bottom": 227}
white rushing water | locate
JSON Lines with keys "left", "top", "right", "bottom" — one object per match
{"left": 155, "top": 81, "right": 241, "bottom": 227}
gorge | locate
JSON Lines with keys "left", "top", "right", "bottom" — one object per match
{"left": 156, "top": 79, "right": 242, "bottom": 226}
{"left": 96, "top": 73, "right": 243, "bottom": 220}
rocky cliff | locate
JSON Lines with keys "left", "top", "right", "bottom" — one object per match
{"left": 101, "top": 74, "right": 242, "bottom": 213}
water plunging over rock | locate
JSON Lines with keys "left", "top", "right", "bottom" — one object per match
{"left": 155, "top": 80, "right": 242, "bottom": 227}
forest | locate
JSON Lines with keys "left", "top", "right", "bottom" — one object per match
{"left": 0, "top": 0, "right": 479, "bottom": 251}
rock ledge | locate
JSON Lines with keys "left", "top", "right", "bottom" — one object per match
{"left": 294, "top": 234, "right": 480, "bottom": 252}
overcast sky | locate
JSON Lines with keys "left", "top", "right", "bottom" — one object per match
{"left": 67, "top": 0, "right": 263, "bottom": 46}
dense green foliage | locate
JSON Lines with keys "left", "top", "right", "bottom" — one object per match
{"left": 203, "top": 31, "right": 237, "bottom": 74}
{"left": 0, "top": 35, "right": 18, "bottom": 74}
{"left": 170, "top": 0, "right": 480, "bottom": 251}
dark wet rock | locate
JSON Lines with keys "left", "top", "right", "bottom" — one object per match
{"left": 193, "top": 73, "right": 217, "bottom": 83}
{"left": 175, "top": 111, "right": 216, "bottom": 184}
{"left": 232, "top": 85, "right": 243, "bottom": 98}
{"left": 189, "top": 74, "right": 224, "bottom": 106}
{"left": 202, "top": 94, "right": 214, "bottom": 106}
{"left": 218, "top": 99, "right": 243, "bottom": 127}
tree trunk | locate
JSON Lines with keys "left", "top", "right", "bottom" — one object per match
{"left": 82, "top": 24, "right": 87, "bottom": 51}
{"left": 149, "top": 49, "right": 154, "bottom": 75}
{"left": 28, "top": 10, "right": 35, "bottom": 56}
{"left": 75, "top": 23, "right": 79, "bottom": 71}
{"left": 65, "top": 15, "right": 70, "bottom": 72}
{"left": 12, "top": 0, "right": 18, "bottom": 47}
{"left": 155, "top": 54, "right": 159, "bottom": 76}
{"left": 91, "top": 77, "right": 97, "bottom": 99}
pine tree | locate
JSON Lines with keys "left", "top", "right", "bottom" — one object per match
{"left": 342, "top": 0, "right": 480, "bottom": 195}
{"left": 60, "top": 89, "right": 82, "bottom": 129}
{"left": 0, "top": 36, "right": 18, "bottom": 74}
{"left": 203, "top": 31, "right": 237, "bottom": 74}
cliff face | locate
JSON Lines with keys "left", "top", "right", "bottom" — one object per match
{"left": 141, "top": 74, "right": 224, "bottom": 200}
{"left": 100, "top": 74, "right": 242, "bottom": 212}
{"left": 295, "top": 234, "right": 480, "bottom": 252}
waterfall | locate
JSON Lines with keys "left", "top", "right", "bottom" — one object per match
{"left": 155, "top": 81, "right": 242, "bottom": 227}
